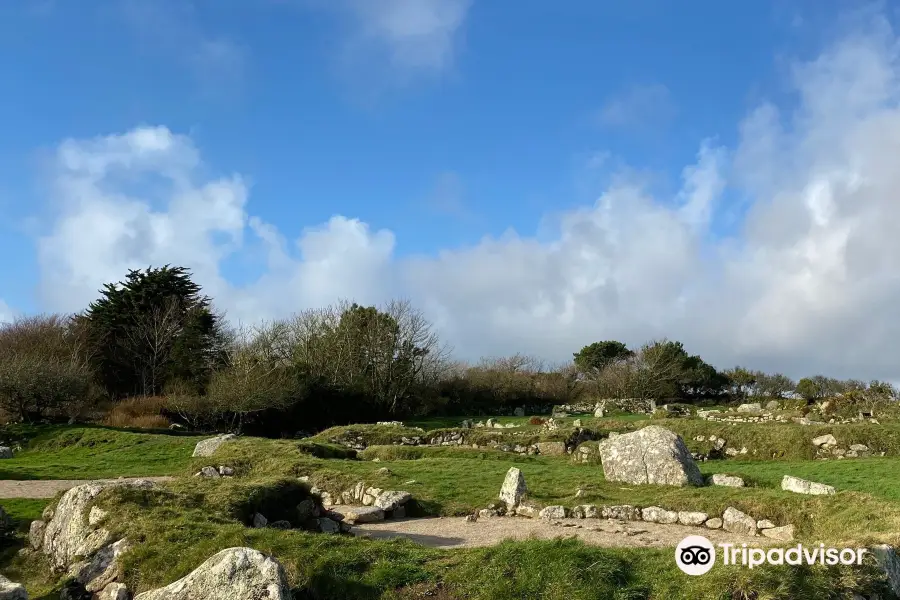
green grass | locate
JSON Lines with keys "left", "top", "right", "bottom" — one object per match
{"left": 705, "top": 457, "right": 900, "bottom": 502}
{"left": 1, "top": 498, "right": 50, "bottom": 532}
{"left": 3, "top": 478, "right": 887, "bottom": 600}
{"left": 4, "top": 422, "right": 900, "bottom": 599}
{"left": 0, "top": 424, "right": 204, "bottom": 480}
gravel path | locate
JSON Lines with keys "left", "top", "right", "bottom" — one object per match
{"left": 351, "top": 514, "right": 774, "bottom": 549}
{"left": 0, "top": 476, "right": 174, "bottom": 499}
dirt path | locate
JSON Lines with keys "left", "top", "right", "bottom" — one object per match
{"left": 0, "top": 476, "right": 174, "bottom": 499}
{"left": 351, "top": 514, "right": 774, "bottom": 549}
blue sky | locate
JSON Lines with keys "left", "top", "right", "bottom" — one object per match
{"left": 2, "top": 0, "right": 900, "bottom": 379}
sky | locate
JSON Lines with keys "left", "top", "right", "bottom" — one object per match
{"left": 2, "top": 0, "right": 900, "bottom": 381}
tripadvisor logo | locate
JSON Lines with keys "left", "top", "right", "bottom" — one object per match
{"left": 676, "top": 535, "right": 869, "bottom": 575}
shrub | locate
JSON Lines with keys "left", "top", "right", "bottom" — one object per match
{"left": 103, "top": 396, "right": 171, "bottom": 429}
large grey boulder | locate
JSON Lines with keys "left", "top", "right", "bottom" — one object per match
{"left": 781, "top": 475, "right": 836, "bottom": 496}
{"left": 192, "top": 434, "right": 237, "bottom": 458}
{"left": 0, "top": 446, "right": 13, "bottom": 459}
{"left": 42, "top": 480, "right": 153, "bottom": 572}
{"left": 598, "top": 426, "right": 703, "bottom": 486}
{"left": 0, "top": 575, "right": 28, "bottom": 600}
{"left": 134, "top": 547, "right": 291, "bottom": 600}
{"left": 499, "top": 467, "right": 528, "bottom": 510}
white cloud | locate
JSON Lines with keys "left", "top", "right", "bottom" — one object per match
{"left": 27, "top": 13, "right": 900, "bottom": 381}
{"left": 597, "top": 83, "right": 676, "bottom": 129}
{"left": 0, "top": 300, "right": 14, "bottom": 324}
{"left": 321, "top": 0, "right": 470, "bottom": 89}
{"left": 118, "top": 0, "right": 246, "bottom": 89}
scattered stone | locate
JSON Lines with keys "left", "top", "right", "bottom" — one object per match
{"left": 0, "top": 447, "right": 13, "bottom": 459}
{"left": 737, "top": 403, "right": 762, "bottom": 413}
{"left": 268, "top": 520, "right": 292, "bottom": 530}
{"left": 705, "top": 518, "right": 723, "bottom": 529}
{"left": 98, "top": 583, "right": 129, "bottom": 600}
{"left": 722, "top": 507, "right": 757, "bottom": 536}
{"left": 59, "top": 580, "right": 90, "bottom": 600}
{"left": 133, "top": 547, "right": 291, "bottom": 600}
{"left": 597, "top": 426, "right": 704, "bottom": 487}
{"left": 0, "top": 574, "right": 27, "bottom": 600}
{"left": 499, "top": 467, "right": 528, "bottom": 511}
{"left": 29, "top": 519, "right": 46, "bottom": 550}
{"left": 535, "top": 441, "right": 566, "bottom": 456}
{"left": 539, "top": 506, "right": 568, "bottom": 520}
{"left": 191, "top": 434, "right": 237, "bottom": 458}
{"left": 709, "top": 474, "right": 745, "bottom": 488}
{"left": 756, "top": 519, "right": 775, "bottom": 529}
{"left": 781, "top": 475, "right": 836, "bottom": 496}
{"left": 761, "top": 524, "right": 795, "bottom": 542}
{"left": 850, "top": 443, "right": 870, "bottom": 452}
{"left": 811, "top": 434, "right": 837, "bottom": 447}
{"left": 574, "top": 488, "right": 585, "bottom": 498}
{"left": 478, "top": 508, "right": 499, "bottom": 519}
{"left": 374, "top": 491, "right": 412, "bottom": 511}
{"left": 317, "top": 518, "right": 340, "bottom": 534}
{"left": 218, "top": 466, "right": 235, "bottom": 476}
{"left": 601, "top": 505, "right": 641, "bottom": 521}
{"left": 514, "top": 505, "right": 539, "bottom": 518}
{"left": 573, "top": 419, "right": 583, "bottom": 428}
{"left": 678, "top": 511, "right": 709, "bottom": 526}
{"left": 251, "top": 513, "right": 268, "bottom": 528}
{"left": 197, "top": 466, "right": 220, "bottom": 478}
{"left": 765, "top": 400, "right": 781, "bottom": 410}
{"left": 641, "top": 507, "right": 678, "bottom": 524}
{"left": 464, "top": 514, "right": 478, "bottom": 523}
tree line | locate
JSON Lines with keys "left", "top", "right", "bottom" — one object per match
{"left": 0, "top": 266, "right": 896, "bottom": 435}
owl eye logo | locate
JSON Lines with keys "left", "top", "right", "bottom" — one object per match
{"left": 679, "top": 546, "right": 712, "bottom": 565}
{"left": 675, "top": 535, "right": 716, "bottom": 575}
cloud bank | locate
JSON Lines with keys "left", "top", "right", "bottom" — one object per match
{"left": 29, "top": 16, "right": 900, "bottom": 381}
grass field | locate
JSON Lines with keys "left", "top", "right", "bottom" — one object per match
{"left": 0, "top": 424, "right": 205, "bottom": 480}
{"left": 4, "top": 419, "right": 900, "bottom": 598}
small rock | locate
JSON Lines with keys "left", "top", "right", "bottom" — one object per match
{"left": 218, "top": 466, "right": 235, "bottom": 476}
{"left": 850, "top": 443, "right": 870, "bottom": 452}
{"left": 811, "top": 434, "right": 837, "bottom": 447}
{"left": 268, "top": 520, "right": 292, "bottom": 529}
{"left": 0, "top": 574, "right": 27, "bottom": 600}
{"left": 705, "top": 518, "right": 723, "bottom": 529}
{"left": 478, "top": 508, "right": 499, "bottom": 519}
{"left": 709, "top": 474, "right": 745, "bottom": 488}
{"left": 252, "top": 513, "right": 268, "bottom": 528}
{"left": 573, "top": 419, "right": 583, "bottom": 427}
{"left": 464, "top": 514, "right": 478, "bottom": 523}
{"left": 761, "top": 524, "right": 795, "bottom": 541}
{"left": 317, "top": 518, "right": 340, "bottom": 534}
{"left": 97, "top": 582, "right": 129, "bottom": 600}
{"left": 722, "top": 507, "right": 757, "bottom": 536}
{"left": 737, "top": 403, "right": 762, "bottom": 413}
{"left": 514, "top": 505, "right": 539, "bottom": 518}
{"left": 342, "top": 506, "right": 385, "bottom": 524}
{"left": 29, "top": 519, "right": 46, "bottom": 550}
{"left": 756, "top": 519, "right": 775, "bottom": 529}
{"left": 191, "top": 434, "right": 237, "bottom": 458}
{"left": 601, "top": 505, "right": 641, "bottom": 520}
{"left": 0, "top": 447, "right": 13, "bottom": 459}
{"left": 641, "top": 506, "right": 678, "bottom": 524}
{"left": 376, "top": 467, "right": 391, "bottom": 476}
{"left": 374, "top": 491, "right": 411, "bottom": 511}
{"left": 678, "top": 511, "right": 709, "bottom": 526}
{"left": 781, "top": 475, "right": 836, "bottom": 496}
{"left": 98, "top": 583, "right": 129, "bottom": 600}
{"left": 539, "top": 506, "right": 568, "bottom": 520}
{"left": 198, "top": 466, "right": 220, "bottom": 478}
